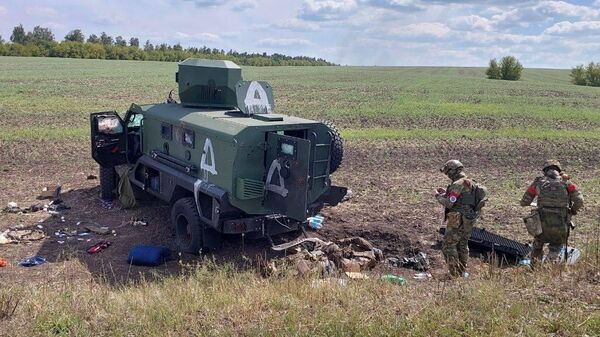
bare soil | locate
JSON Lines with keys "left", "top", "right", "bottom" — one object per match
{"left": 1, "top": 138, "right": 599, "bottom": 285}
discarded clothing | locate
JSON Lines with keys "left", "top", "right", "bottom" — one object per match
{"left": 116, "top": 165, "right": 136, "bottom": 209}
{"left": 88, "top": 241, "right": 111, "bottom": 254}
{"left": 127, "top": 246, "right": 171, "bottom": 266}
{"left": 18, "top": 256, "right": 47, "bottom": 267}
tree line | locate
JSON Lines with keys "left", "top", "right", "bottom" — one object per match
{"left": 0, "top": 24, "right": 336, "bottom": 66}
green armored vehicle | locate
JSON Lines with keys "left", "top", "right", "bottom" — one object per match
{"left": 90, "top": 59, "right": 346, "bottom": 252}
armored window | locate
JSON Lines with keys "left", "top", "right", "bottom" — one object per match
{"left": 182, "top": 129, "right": 195, "bottom": 148}
{"left": 161, "top": 123, "right": 172, "bottom": 140}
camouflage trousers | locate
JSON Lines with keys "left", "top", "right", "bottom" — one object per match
{"left": 531, "top": 208, "right": 569, "bottom": 267}
{"left": 442, "top": 212, "right": 475, "bottom": 277}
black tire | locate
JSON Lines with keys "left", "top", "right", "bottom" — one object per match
{"left": 171, "top": 197, "right": 203, "bottom": 254}
{"left": 99, "top": 166, "right": 116, "bottom": 200}
{"left": 324, "top": 121, "right": 344, "bottom": 174}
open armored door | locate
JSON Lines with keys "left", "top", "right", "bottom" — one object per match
{"left": 264, "top": 133, "right": 310, "bottom": 221}
{"left": 90, "top": 111, "right": 127, "bottom": 167}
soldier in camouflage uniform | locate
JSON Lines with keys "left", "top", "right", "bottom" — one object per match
{"left": 520, "top": 160, "right": 584, "bottom": 266}
{"left": 435, "top": 160, "right": 487, "bottom": 277}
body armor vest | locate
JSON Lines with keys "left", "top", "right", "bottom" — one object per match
{"left": 537, "top": 176, "right": 569, "bottom": 208}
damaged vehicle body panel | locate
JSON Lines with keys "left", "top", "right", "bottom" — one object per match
{"left": 90, "top": 58, "right": 346, "bottom": 253}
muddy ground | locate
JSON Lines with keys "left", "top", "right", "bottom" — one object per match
{"left": 1, "top": 138, "right": 599, "bottom": 285}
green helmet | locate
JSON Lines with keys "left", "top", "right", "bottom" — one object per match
{"left": 543, "top": 159, "right": 562, "bottom": 172}
{"left": 440, "top": 159, "right": 463, "bottom": 174}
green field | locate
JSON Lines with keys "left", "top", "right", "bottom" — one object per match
{"left": 2, "top": 56, "right": 600, "bottom": 140}
{"left": 1, "top": 56, "right": 599, "bottom": 337}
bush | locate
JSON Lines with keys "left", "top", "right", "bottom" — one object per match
{"left": 586, "top": 62, "right": 600, "bottom": 87}
{"left": 570, "top": 65, "right": 587, "bottom": 85}
{"left": 486, "top": 56, "right": 523, "bottom": 81}
{"left": 571, "top": 62, "right": 600, "bottom": 87}
{"left": 499, "top": 56, "right": 523, "bottom": 81}
{"left": 486, "top": 59, "right": 501, "bottom": 79}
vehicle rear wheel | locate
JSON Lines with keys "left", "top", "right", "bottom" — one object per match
{"left": 324, "top": 120, "right": 344, "bottom": 174}
{"left": 99, "top": 165, "right": 116, "bottom": 200}
{"left": 171, "top": 197, "right": 203, "bottom": 254}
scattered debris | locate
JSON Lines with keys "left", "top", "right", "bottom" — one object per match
{"left": 87, "top": 174, "right": 98, "bottom": 180}
{"left": 345, "top": 272, "right": 369, "bottom": 279}
{"left": 3, "top": 202, "right": 22, "bottom": 213}
{"left": 307, "top": 215, "right": 324, "bottom": 230}
{"left": 84, "top": 223, "right": 111, "bottom": 235}
{"left": 18, "top": 256, "right": 47, "bottom": 267}
{"left": 273, "top": 236, "right": 382, "bottom": 279}
{"left": 87, "top": 240, "right": 111, "bottom": 254}
{"left": 128, "top": 218, "right": 148, "bottom": 227}
{"left": 0, "top": 231, "right": 11, "bottom": 244}
{"left": 386, "top": 250, "right": 430, "bottom": 271}
{"left": 0, "top": 258, "right": 7, "bottom": 267}
{"left": 341, "top": 189, "right": 353, "bottom": 202}
{"left": 413, "top": 272, "right": 432, "bottom": 280}
{"left": 311, "top": 278, "right": 347, "bottom": 288}
{"left": 6, "top": 229, "right": 45, "bottom": 242}
{"left": 37, "top": 185, "right": 61, "bottom": 200}
{"left": 381, "top": 274, "right": 406, "bottom": 285}
{"left": 101, "top": 199, "right": 113, "bottom": 210}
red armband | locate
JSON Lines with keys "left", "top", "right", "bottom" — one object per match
{"left": 567, "top": 183, "right": 577, "bottom": 193}
{"left": 526, "top": 185, "right": 537, "bottom": 195}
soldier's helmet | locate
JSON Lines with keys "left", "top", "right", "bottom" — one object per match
{"left": 440, "top": 159, "right": 464, "bottom": 174}
{"left": 543, "top": 159, "right": 562, "bottom": 172}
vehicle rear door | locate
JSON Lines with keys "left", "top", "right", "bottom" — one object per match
{"left": 90, "top": 111, "right": 127, "bottom": 167}
{"left": 264, "top": 133, "right": 311, "bottom": 221}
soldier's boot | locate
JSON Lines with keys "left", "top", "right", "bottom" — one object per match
{"left": 530, "top": 239, "right": 544, "bottom": 269}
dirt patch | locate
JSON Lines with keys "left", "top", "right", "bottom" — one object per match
{"left": 0, "top": 138, "right": 599, "bottom": 285}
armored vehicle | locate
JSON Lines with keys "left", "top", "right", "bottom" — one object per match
{"left": 90, "top": 59, "right": 346, "bottom": 253}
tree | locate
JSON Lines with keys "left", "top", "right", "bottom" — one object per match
{"left": 585, "top": 62, "right": 600, "bottom": 87}
{"left": 570, "top": 65, "right": 587, "bottom": 86}
{"left": 10, "top": 24, "right": 27, "bottom": 44}
{"left": 173, "top": 43, "right": 183, "bottom": 51}
{"left": 0, "top": 35, "right": 4, "bottom": 44}
{"left": 64, "top": 29, "right": 85, "bottom": 42}
{"left": 129, "top": 37, "right": 139, "bottom": 48}
{"left": 28, "top": 26, "right": 55, "bottom": 44}
{"left": 143, "top": 40, "right": 154, "bottom": 51}
{"left": 100, "top": 32, "right": 113, "bottom": 45}
{"left": 87, "top": 34, "right": 100, "bottom": 44}
{"left": 115, "top": 36, "right": 127, "bottom": 47}
{"left": 499, "top": 55, "right": 523, "bottom": 81}
{"left": 485, "top": 59, "right": 501, "bottom": 79}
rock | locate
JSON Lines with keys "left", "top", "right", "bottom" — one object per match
{"left": 341, "top": 258, "right": 361, "bottom": 272}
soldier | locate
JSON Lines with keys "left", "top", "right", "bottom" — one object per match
{"left": 435, "top": 160, "right": 487, "bottom": 277}
{"left": 520, "top": 160, "right": 584, "bottom": 266}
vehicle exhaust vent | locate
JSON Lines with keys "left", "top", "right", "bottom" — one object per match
{"left": 236, "top": 178, "right": 265, "bottom": 200}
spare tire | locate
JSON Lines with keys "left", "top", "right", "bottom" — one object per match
{"left": 99, "top": 165, "right": 116, "bottom": 200}
{"left": 324, "top": 121, "right": 344, "bottom": 174}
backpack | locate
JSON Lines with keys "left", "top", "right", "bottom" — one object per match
{"left": 537, "top": 176, "right": 569, "bottom": 208}
{"left": 463, "top": 180, "right": 488, "bottom": 220}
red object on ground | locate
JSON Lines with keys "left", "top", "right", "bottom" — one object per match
{"left": 87, "top": 241, "right": 112, "bottom": 254}
{"left": 0, "top": 258, "right": 8, "bottom": 267}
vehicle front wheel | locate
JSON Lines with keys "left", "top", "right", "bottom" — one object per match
{"left": 99, "top": 165, "right": 116, "bottom": 200}
{"left": 171, "top": 197, "right": 203, "bottom": 254}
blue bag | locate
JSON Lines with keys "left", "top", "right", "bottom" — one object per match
{"left": 18, "top": 256, "right": 47, "bottom": 267}
{"left": 127, "top": 246, "right": 171, "bottom": 266}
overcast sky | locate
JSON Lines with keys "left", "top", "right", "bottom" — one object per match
{"left": 1, "top": 0, "right": 600, "bottom": 67}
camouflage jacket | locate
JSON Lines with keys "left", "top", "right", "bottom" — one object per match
{"left": 520, "top": 175, "right": 584, "bottom": 213}
{"left": 436, "top": 172, "right": 477, "bottom": 214}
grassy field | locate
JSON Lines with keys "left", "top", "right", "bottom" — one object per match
{"left": 0, "top": 56, "right": 599, "bottom": 336}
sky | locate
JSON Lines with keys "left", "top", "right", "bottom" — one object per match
{"left": 1, "top": 0, "right": 600, "bottom": 68}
